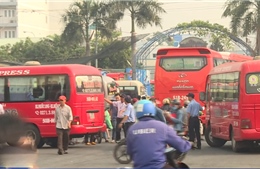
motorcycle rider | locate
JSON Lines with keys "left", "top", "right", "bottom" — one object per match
{"left": 126, "top": 100, "right": 192, "bottom": 169}
{"left": 149, "top": 97, "right": 166, "bottom": 123}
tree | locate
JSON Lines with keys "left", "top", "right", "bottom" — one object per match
{"left": 90, "top": 31, "right": 131, "bottom": 69}
{"left": 176, "top": 20, "right": 234, "bottom": 51}
{"left": 0, "top": 35, "right": 85, "bottom": 63}
{"left": 110, "top": 0, "right": 166, "bottom": 79}
{"left": 222, "top": 0, "right": 260, "bottom": 54}
{"left": 210, "top": 36, "right": 224, "bottom": 51}
{"left": 61, "top": 0, "right": 117, "bottom": 65}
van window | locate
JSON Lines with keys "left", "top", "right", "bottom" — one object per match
{"left": 246, "top": 73, "right": 260, "bottom": 94}
{"left": 119, "top": 86, "right": 138, "bottom": 98}
{"left": 209, "top": 72, "right": 239, "bottom": 102}
{"left": 1, "top": 75, "right": 70, "bottom": 102}
{"left": 76, "top": 76, "right": 103, "bottom": 93}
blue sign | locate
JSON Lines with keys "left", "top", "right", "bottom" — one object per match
{"left": 173, "top": 34, "right": 182, "bottom": 47}
{"left": 125, "top": 68, "right": 151, "bottom": 96}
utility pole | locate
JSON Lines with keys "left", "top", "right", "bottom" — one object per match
{"left": 95, "top": 18, "right": 98, "bottom": 68}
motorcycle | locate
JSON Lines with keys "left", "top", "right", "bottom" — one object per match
{"left": 113, "top": 136, "right": 190, "bottom": 168}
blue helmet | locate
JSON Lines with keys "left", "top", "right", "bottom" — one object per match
{"left": 135, "top": 100, "right": 156, "bottom": 119}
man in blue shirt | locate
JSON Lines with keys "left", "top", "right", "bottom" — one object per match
{"left": 186, "top": 93, "right": 203, "bottom": 149}
{"left": 127, "top": 100, "right": 191, "bottom": 169}
{"left": 118, "top": 96, "right": 136, "bottom": 136}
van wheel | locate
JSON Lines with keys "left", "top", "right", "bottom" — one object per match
{"left": 231, "top": 130, "right": 242, "bottom": 152}
{"left": 205, "top": 125, "right": 226, "bottom": 147}
{"left": 7, "top": 124, "right": 40, "bottom": 149}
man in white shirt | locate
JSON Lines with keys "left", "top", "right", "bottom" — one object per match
{"left": 54, "top": 95, "right": 73, "bottom": 155}
{"left": 105, "top": 93, "right": 126, "bottom": 142}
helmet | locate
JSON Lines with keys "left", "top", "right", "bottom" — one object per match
{"left": 172, "top": 99, "right": 181, "bottom": 105}
{"left": 184, "top": 100, "right": 190, "bottom": 106}
{"left": 162, "top": 98, "right": 170, "bottom": 104}
{"left": 135, "top": 100, "right": 156, "bottom": 119}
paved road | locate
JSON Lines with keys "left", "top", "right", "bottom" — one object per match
{"left": 1, "top": 138, "right": 260, "bottom": 168}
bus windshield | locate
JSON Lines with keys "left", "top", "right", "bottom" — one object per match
{"left": 107, "top": 81, "right": 119, "bottom": 96}
{"left": 76, "top": 76, "right": 103, "bottom": 93}
{"left": 160, "top": 56, "right": 207, "bottom": 71}
{"left": 119, "top": 86, "right": 138, "bottom": 98}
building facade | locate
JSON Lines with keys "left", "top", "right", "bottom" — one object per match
{"left": 0, "top": 0, "right": 72, "bottom": 39}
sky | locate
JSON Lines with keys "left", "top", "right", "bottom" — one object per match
{"left": 116, "top": 0, "right": 231, "bottom": 37}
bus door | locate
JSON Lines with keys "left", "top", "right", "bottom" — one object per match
{"left": 245, "top": 73, "right": 260, "bottom": 132}
{"left": 75, "top": 75, "right": 104, "bottom": 128}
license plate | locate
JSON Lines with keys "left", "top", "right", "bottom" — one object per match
{"left": 89, "top": 113, "right": 95, "bottom": 119}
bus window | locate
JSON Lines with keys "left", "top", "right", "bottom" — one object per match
{"left": 46, "top": 75, "right": 70, "bottom": 101}
{"left": 6, "top": 75, "right": 70, "bottom": 102}
{"left": 0, "top": 78, "right": 4, "bottom": 101}
{"left": 246, "top": 73, "right": 260, "bottom": 94}
{"left": 160, "top": 57, "right": 207, "bottom": 71}
{"left": 209, "top": 72, "right": 239, "bottom": 102}
{"left": 76, "top": 76, "right": 103, "bottom": 93}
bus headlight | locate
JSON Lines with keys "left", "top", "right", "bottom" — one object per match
{"left": 202, "top": 106, "right": 205, "bottom": 110}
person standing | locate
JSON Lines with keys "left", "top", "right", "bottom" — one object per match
{"left": 186, "top": 93, "right": 202, "bottom": 149}
{"left": 54, "top": 95, "right": 73, "bottom": 155}
{"left": 110, "top": 93, "right": 120, "bottom": 143}
{"left": 118, "top": 96, "right": 136, "bottom": 136}
{"left": 105, "top": 93, "right": 126, "bottom": 142}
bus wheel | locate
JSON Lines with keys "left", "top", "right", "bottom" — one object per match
{"left": 205, "top": 125, "right": 226, "bottom": 147}
{"left": 231, "top": 130, "right": 242, "bottom": 152}
{"left": 37, "top": 138, "right": 45, "bottom": 148}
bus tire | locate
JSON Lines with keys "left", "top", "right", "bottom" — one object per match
{"left": 205, "top": 125, "right": 226, "bottom": 147}
{"left": 37, "top": 138, "right": 45, "bottom": 148}
{"left": 97, "top": 132, "right": 102, "bottom": 144}
{"left": 231, "top": 130, "right": 242, "bottom": 152}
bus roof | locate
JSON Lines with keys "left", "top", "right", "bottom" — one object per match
{"left": 156, "top": 47, "right": 252, "bottom": 60}
{"left": 209, "top": 60, "right": 260, "bottom": 75}
{"left": 0, "top": 64, "right": 101, "bottom": 76}
{"left": 102, "top": 76, "right": 116, "bottom": 83}
{"left": 115, "top": 80, "right": 144, "bottom": 86}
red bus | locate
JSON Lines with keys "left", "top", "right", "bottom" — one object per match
{"left": 0, "top": 64, "right": 106, "bottom": 148}
{"left": 154, "top": 47, "right": 253, "bottom": 131}
{"left": 200, "top": 60, "right": 260, "bottom": 152}
{"left": 106, "top": 72, "right": 125, "bottom": 80}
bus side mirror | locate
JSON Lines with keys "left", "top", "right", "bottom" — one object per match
{"left": 199, "top": 92, "right": 206, "bottom": 101}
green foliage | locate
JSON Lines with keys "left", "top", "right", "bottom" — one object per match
{"left": 0, "top": 35, "right": 85, "bottom": 63}
{"left": 176, "top": 20, "right": 234, "bottom": 51}
{"left": 61, "top": 0, "right": 117, "bottom": 57}
{"left": 222, "top": 0, "right": 260, "bottom": 54}
{"left": 90, "top": 31, "right": 131, "bottom": 69}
